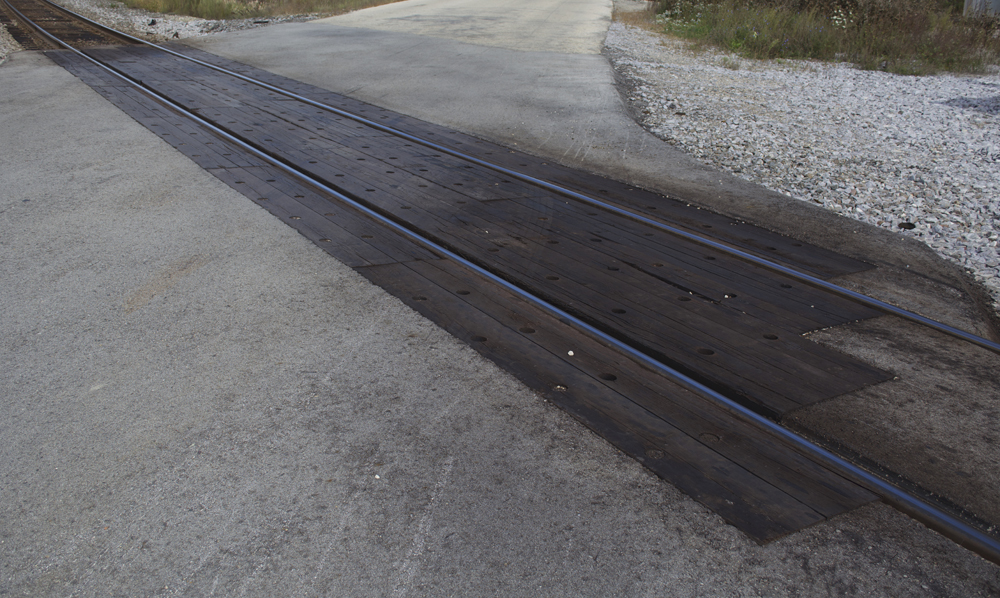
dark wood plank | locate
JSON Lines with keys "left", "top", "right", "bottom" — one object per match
{"left": 208, "top": 166, "right": 436, "bottom": 267}
{"left": 132, "top": 46, "right": 874, "bottom": 283}
{"left": 144, "top": 116, "right": 269, "bottom": 169}
{"left": 47, "top": 49, "right": 120, "bottom": 86}
{"left": 358, "top": 260, "right": 876, "bottom": 541}
{"left": 87, "top": 56, "right": 887, "bottom": 415}
{"left": 402, "top": 258, "right": 877, "bottom": 517}
{"left": 448, "top": 146, "right": 876, "bottom": 280}
{"left": 494, "top": 196, "right": 881, "bottom": 329}
{"left": 59, "top": 46, "right": 888, "bottom": 542}
{"left": 274, "top": 168, "right": 887, "bottom": 413}
{"left": 159, "top": 43, "right": 870, "bottom": 280}
{"left": 228, "top": 144, "right": 891, "bottom": 412}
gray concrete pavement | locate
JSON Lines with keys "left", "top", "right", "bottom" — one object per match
{"left": 328, "top": 0, "right": 612, "bottom": 53}
{"left": 2, "top": 0, "right": 1000, "bottom": 595}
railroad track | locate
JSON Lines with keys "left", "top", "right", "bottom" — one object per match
{"left": 5, "top": 0, "right": 1000, "bottom": 563}
{"left": 0, "top": 0, "right": 134, "bottom": 49}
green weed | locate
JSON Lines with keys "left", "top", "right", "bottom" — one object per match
{"left": 653, "top": 0, "right": 1000, "bottom": 74}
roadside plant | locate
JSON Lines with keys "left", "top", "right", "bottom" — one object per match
{"left": 652, "top": 0, "right": 1000, "bottom": 74}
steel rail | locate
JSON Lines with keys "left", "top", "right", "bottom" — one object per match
{"left": 1, "top": 0, "right": 134, "bottom": 46}
{"left": 12, "top": 0, "right": 1000, "bottom": 565}
{"left": 26, "top": 0, "right": 1000, "bottom": 356}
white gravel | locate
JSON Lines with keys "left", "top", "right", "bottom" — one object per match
{"left": 604, "top": 18, "right": 1000, "bottom": 311}
{"left": 0, "top": 22, "right": 23, "bottom": 63}
{"left": 57, "top": 0, "right": 319, "bottom": 41}
{"left": 2, "top": 0, "right": 317, "bottom": 55}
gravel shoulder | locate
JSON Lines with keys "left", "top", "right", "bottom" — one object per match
{"left": 603, "top": 9, "right": 1000, "bottom": 314}
{"left": 56, "top": 0, "right": 320, "bottom": 40}
{"left": 0, "top": 22, "right": 22, "bottom": 62}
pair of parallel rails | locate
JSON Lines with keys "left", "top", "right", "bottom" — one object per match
{"left": 4, "top": 0, "right": 999, "bottom": 563}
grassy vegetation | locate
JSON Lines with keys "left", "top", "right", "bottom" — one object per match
{"left": 118, "top": 0, "right": 403, "bottom": 20}
{"left": 648, "top": 0, "right": 1000, "bottom": 75}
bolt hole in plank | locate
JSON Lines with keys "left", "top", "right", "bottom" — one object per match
{"left": 697, "top": 348, "right": 716, "bottom": 356}
{"left": 599, "top": 373, "right": 618, "bottom": 381}
{"left": 546, "top": 275, "right": 560, "bottom": 280}
{"left": 471, "top": 336, "right": 487, "bottom": 342}
{"left": 763, "top": 334, "right": 779, "bottom": 340}
{"left": 457, "top": 290, "right": 471, "bottom": 295}
{"left": 412, "top": 295, "right": 428, "bottom": 301}
{"left": 519, "top": 327, "right": 536, "bottom": 334}
{"left": 612, "top": 308, "right": 626, "bottom": 314}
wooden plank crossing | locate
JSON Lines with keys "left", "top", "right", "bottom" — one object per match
{"left": 359, "top": 259, "right": 877, "bottom": 541}
{"left": 48, "top": 46, "right": 890, "bottom": 542}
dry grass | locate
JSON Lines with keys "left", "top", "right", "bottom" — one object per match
{"left": 612, "top": 3, "right": 663, "bottom": 29}
{"left": 119, "top": 0, "right": 404, "bottom": 20}
{"left": 643, "top": 0, "right": 1000, "bottom": 74}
